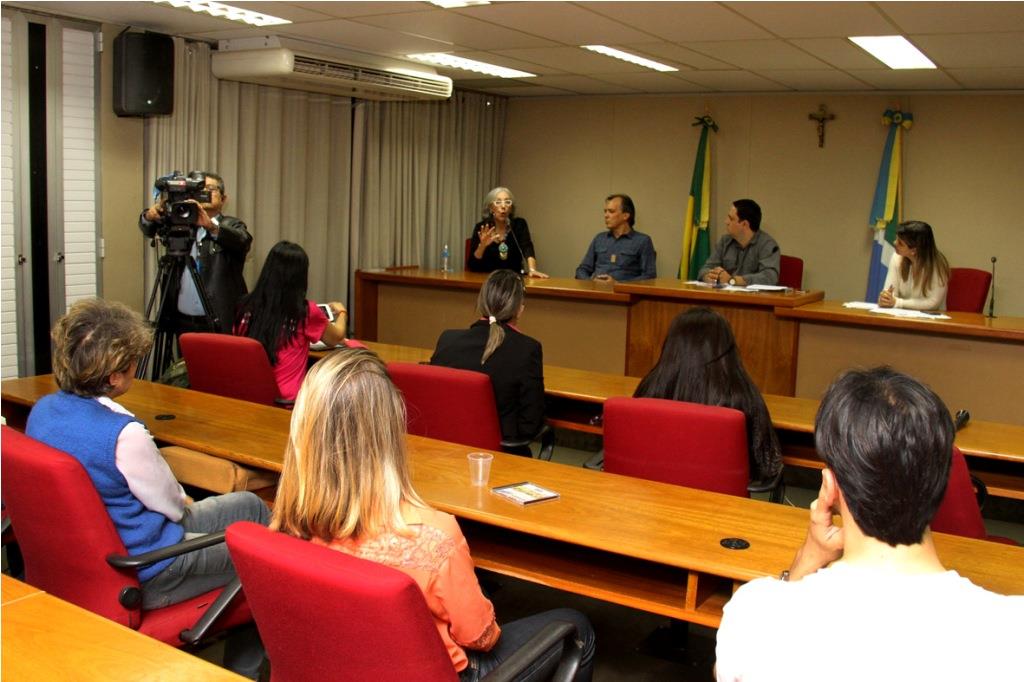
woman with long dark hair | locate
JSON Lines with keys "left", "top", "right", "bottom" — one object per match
{"left": 877, "top": 220, "right": 950, "bottom": 310}
{"left": 430, "top": 270, "right": 544, "bottom": 453}
{"left": 234, "top": 241, "right": 347, "bottom": 400}
{"left": 634, "top": 307, "right": 781, "bottom": 480}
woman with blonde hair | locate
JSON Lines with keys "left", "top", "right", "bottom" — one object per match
{"left": 429, "top": 270, "right": 544, "bottom": 455}
{"left": 272, "top": 349, "right": 594, "bottom": 681}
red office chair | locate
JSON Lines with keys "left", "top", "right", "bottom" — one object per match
{"left": 0, "top": 427, "right": 250, "bottom": 646}
{"left": 778, "top": 255, "right": 804, "bottom": 290}
{"left": 180, "top": 332, "right": 288, "bottom": 407}
{"left": 931, "top": 446, "right": 1017, "bottom": 545}
{"left": 387, "top": 362, "right": 554, "bottom": 459}
{"left": 226, "top": 522, "right": 584, "bottom": 682}
{"left": 945, "top": 268, "right": 992, "bottom": 313}
{"left": 603, "top": 397, "right": 750, "bottom": 497}
{"left": 464, "top": 237, "right": 473, "bottom": 271}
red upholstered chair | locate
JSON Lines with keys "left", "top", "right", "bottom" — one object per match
{"left": 180, "top": 332, "right": 288, "bottom": 407}
{"left": 932, "top": 446, "right": 1018, "bottom": 545}
{"left": 464, "top": 237, "right": 473, "bottom": 271}
{"left": 778, "top": 255, "right": 804, "bottom": 290}
{"left": 0, "top": 427, "right": 250, "bottom": 646}
{"left": 946, "top": 268, "right": 992, "bottom": 313}
{"left": 603, "top": 397, "right": 750, "bottom": 497}
{"left": 387, "top": 362, "right": 555, "bottom": 458}
{"left": 226, "top": 521, "right": 584, "bottom": 682}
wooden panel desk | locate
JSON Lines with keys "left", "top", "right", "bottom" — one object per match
{"left": 1, "top": 575, "right": 242, "bottom": 681}
{"left": 777, "top": 301, "right": 1024, "bottom": 425}
{"left": 4, "top": 378, "right": 1022, "bottom": 627}
{"left": 355, "top": 269, "right": 631, "bottom": 373}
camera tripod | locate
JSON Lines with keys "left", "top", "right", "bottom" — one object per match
{"left": 137, "top": 237, "right": 220, "bottom": 380}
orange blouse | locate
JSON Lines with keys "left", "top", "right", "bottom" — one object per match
{"left": 318, "top": 506, "right": 500, "bottom": 672}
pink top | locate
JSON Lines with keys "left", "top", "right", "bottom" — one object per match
{"left": 318, "top": 507, "right": 500, "bottom": 672}
{"left": 235, "top": 300, "right": 328, "bottom": 401}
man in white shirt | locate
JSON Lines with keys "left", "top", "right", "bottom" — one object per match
{"left": 715, "top": 367, "right": 1021, "bottom": 682}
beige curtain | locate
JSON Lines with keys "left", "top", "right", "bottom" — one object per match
{"left": 351, "top": 91, "right": 507, "bottom": 273}
{"left": 143, "top": 39, "right": 353, "bottom": 309}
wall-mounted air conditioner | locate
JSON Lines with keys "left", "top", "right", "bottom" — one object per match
{"left": 211, "top": 37, "right": 452, "bottom": 101}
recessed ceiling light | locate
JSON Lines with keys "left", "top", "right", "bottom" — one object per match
{"left": 152, "top": 0, "right": 291, "bottom": 27}
{"left": 406, "top": 53, "right": 535, "bottom": 79}
{"left": 849, "top": 36, "right": 936, "bottom": 70}
{"left": 430, "top": 0, "right": 491, "bottom": 8}
{"left": 581, "top": 45, "right": 678, "bottom": 73}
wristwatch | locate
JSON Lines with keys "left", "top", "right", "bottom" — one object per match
{"left": 729, "top": 277, "right": 736, "bottom": 286}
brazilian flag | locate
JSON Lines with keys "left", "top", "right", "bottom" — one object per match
{"left": 680, "top": 116, "right": 717, "bottom": 279}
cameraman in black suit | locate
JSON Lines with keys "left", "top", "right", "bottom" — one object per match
{"left": 140, "top": 172, "right": 251, "bottom": 335}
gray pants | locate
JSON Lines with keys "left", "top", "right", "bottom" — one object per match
{"left": 142, "top": 491, "right": 270, "bottom": 678}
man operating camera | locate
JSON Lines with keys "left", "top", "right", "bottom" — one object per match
{"left": 139, "top": 172, "right": 251, "bottom": 335}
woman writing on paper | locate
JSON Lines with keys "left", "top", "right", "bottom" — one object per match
{"left": 234, "top": 241, "right": 348, "bottom": 401}
{"left": 271, "top": 349, "right": 595, "bottom": 681}
{"left": 468, "top": 187, "right": 548, "bottom": 278}
{"left": 877, "top": 221, "right": 950, "bottom": 311}
{"left": 634, "top": 307, "right": 782, "bottom": 482}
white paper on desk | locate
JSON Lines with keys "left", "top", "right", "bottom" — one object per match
{"left": 687, "top": 280, "right": 715, "bottom": 287}
{"left": 843, "top": 301, "right": 879, "bottom": 310}
{"left": 868, "top": 308, "right": 950, "bottom": 320}
{"left": 309, "top": 341, "right": 345, "bottom": 351}
{"left": 746, "top": 284, "right": 789, "bottom": 292}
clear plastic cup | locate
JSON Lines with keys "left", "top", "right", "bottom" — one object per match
{"left": 467, "top": 452, "right": 493, "bottom": 486}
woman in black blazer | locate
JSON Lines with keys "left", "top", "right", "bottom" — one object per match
{"left": 430, "top": 270, "right": 544, "bottom": 454}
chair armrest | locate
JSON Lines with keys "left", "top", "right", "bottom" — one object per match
{"left": 106, "top": 531, "right": 226, "bottom": 569}
{"left": 748, "top": 468, "right": 785, "bottom": 504}
{"left": 970, "top": 474, "right": 989, "bottom": 510}
{"left": 501, "top": 424, "right": 555, "bottom": 461}
{"left": 274, "top": 398, "right": 295, "bottom": 409}
{"left": 179, "top": 577, "right": 243, "bottom": 645}
{"left": 481, "top": 620, "right": 582, "bottom": 682}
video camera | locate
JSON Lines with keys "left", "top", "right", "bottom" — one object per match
{"left": 151, "top": 171, "right": 211, "bottom": 255}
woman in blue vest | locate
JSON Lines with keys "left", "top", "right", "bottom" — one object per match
{"left": 26, "top": 298, "right": 269, "bottom": 677}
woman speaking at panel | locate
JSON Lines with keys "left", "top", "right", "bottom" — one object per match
{"left": 468, "top": 187, "right": 548, "bottom": 278}
{"left": 877, "top": 220, "right": 950, "bottom": 311}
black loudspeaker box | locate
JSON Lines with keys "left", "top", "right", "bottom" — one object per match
{"left": 113, "top": 32, "right": 174, "bottom": 117}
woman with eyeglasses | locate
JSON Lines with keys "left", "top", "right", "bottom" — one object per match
{"left": 877, "top": 220, "right": 950, "bottom": 311}
{"left": 633, "top": 307, "right": 782, "bottom": 481}
{"left": 468, "top": 187, "right": 548, "bottom": 278}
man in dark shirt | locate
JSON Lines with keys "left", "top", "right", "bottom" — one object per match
{"left": 575, "top": 194, "right": 657, "bottom": 282}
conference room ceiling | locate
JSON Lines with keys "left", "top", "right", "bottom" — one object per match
{"left": 11, "top": 1, "right": 1024, "bottom": 95}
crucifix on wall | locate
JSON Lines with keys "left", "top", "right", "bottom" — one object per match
{"left": 808, "top": 104, "right": 836, "bottom": 148}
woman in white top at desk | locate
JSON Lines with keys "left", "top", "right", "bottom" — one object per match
{"left": 877, "top": 221, "right": 950, "bottom": 311}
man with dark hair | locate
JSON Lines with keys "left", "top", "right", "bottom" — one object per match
{"left": 575, "top": 194, "right": 657, "bottom": 282}
{"left": 715, "top": 367, "right": 1020, "bottom": 682}
{"left": 140, "top": 171, "right": 252, "bottom": 334}
{"left": 698, "top": 198, "right": 780, "bottom": 286}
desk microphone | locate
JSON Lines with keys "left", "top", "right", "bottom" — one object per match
{"left": 505, "top": 220, "right": 529, "bottom": 276}
{"left": 987, "top": 256, "right": 997, "bottom": 318}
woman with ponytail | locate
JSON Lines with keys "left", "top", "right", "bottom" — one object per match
{"left": 430, "top": 270, "right": 545, "bottom": 454}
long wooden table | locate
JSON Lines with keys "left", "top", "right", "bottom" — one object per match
{"left": 4, "top": 378, "right": 1022, "bottom": 626}
{"left": 353, "top": 341, "right": 1024, "bottom": 501}
{"left": 777, "top": 301, "right": 1024, "bottom": 425}
{"left": 1, "top": 575, "right": 242, "bottom": 680}
{"left": 354, "top": 268, "right": 823, "bottom": 393}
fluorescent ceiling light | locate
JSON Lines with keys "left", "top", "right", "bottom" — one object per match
{"left": 406, "top": 53, "right": 535, "bottom": 79}
{"left": 430, "top": 0, "right": 491, "bottom": 8}
{"left": 581, "top": 45, "right": 678, "bottom": 73}
{"left": 848, "top": 36, "right": 936, "bottom": 70}
{"left": 153, "top": 0, "right": 291, "bottom": 27}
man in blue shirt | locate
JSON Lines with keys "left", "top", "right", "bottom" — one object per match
{"left": 575, "top": 194, "right": 657, "bottom": 282}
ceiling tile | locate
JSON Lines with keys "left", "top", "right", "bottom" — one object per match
{"left": 725, "top": 2, "right": 894, "bottom": 38}
{"left": 622, "top": 42, "right": 736, "bottom": 70}
{"left": 494, "top": 47, "right": 649, "bottom": 74}
{"left": 679, "top": 71, "right": 791, "bottom": 92}
{"left": 530, "top": 75, "right": 643, "bottom": 95}
{"left": 284, "top": 2, "right": 429, "bottom": 19}
{"left": 790, "top": 38, "right": 887, "bottom": 70}
{"left": 350, "top": 11, "right": 556, "bottom": 51}
{"left": 453, "top": 51, "right": 567, "bottom": 76}
{"left": 226, "top": 2, "right": 341, "bottom": 22}
{"left": 945, "top": 68, "right": 1024, "bottom": 89}
{"left": 583, "top": 1, "right": 772, "bottom": 42}
{"left": 683, "top": 40, "right": 830, "bottom": 70}
{"left": 846, "top": 68, "right": 961, "bottom": 90}
{"left": 880, "top": 1, "right": 1024, "bottom": 34}
{"left": 755, "top": 69, "right": 873, "bottom": 91}
{"left": 912, "top": 33, "right": 1024, "bottom": 70}
{"left": 474, "top": 84, "right": 578, "bottom": 97}
{"left": 279, "top": 18, "right": 454, "bottom": 55}
{"left": 594, "top": 72, "right": 708, "bottom": 93}
{"left": 453, "top": 3, "right": 656, "bottom": 45}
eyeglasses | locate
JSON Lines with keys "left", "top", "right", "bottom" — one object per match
{"left": 492, "top": 199, "right": 513, "bottom": 206}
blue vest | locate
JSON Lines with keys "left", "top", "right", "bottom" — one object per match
{"left": 26, "top": 392, "right": 184, "bottom": 582}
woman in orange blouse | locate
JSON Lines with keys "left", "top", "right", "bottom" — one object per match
{"left": 271, "top": 349, "right": 595, "bottom": 681}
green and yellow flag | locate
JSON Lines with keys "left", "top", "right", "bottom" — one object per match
{"left": 680, "top": 115, "right": 718, "bottom": 279}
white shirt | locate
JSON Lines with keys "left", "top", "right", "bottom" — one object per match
{"left": 98, "top": 397, "right": 186, "bottom": 522}
{"left": 881, "top": 252, "right": 948, "bottom": 311}
{"left": 716, "top": 562, "right": 1022, "bottom": 682}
